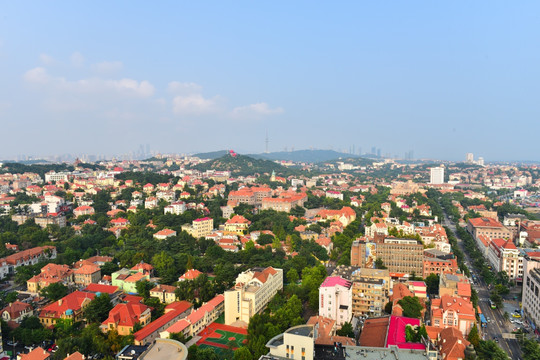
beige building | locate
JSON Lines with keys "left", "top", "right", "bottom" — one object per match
{"left": 182, "top": 217, "right": 214, "bottom": 238}
{"left": 351, "top": 238, "right": 424, "bottom": 276}
{"left": 467, "top": 217, "right": 511, "bottom": 241}
{"left": 265, "top": 325, "right": 315, "bottom": 360}
{"left": 224, "top": 267, "right": 283, "bottom": 326}
{"left": 351, "top": 268, "right": 391, "bottom": 317}
{"left": 150, "top": 284, "right": 178, "bottom": 304}
{"left": 74, "top": 264, "right": 101, "bottom": 286}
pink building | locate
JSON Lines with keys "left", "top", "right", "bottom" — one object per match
{"left": 319, "top": 276, "right": 352, "bottom": 326}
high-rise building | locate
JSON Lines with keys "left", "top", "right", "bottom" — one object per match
{"left": 466, "top": 153, "right": 474, "bottom": 163}
{"left": 430, "top": 166, "right": 445, "bottom": 184}
{"left": 477, "top": 157, "right": 484, "bottom": 166}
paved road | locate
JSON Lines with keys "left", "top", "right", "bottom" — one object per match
{"left": 442, "top": 211, "right": 522, "bottom": 359}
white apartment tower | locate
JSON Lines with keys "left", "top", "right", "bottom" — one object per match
{"left": 430, "top": 166, "right": 445, "bottom": 185}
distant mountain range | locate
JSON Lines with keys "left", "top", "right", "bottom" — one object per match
{"left": 194, "top": 149, "right": 375, "bottom": 164}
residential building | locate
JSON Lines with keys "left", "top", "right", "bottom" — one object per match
{"left": 34, "top": 214, "right": 67, "bottom": 228}
{"left": 316, "top": 207, "right": 357, "bottom": 227}
{"left": 19, "top": 347, "right": 51, "bottom": 360}
{"left": 164, "top": 201, "right": 186, "bottom": 215}
{"left": 224, "top": 215, "right": 251, "bottom": 235}
{"left": 39, "top": 291, "right": 95, "bottom": 327}
{"left": 228, "top": 186, "right": 272, "bottom": 207}
{"left": 265, "top": 325, "right": 315, "bottom": 360}
{"left": 181, "top": 217, "right": 214, "bottom": 238}
{"left": 224, "top": 267, "right": 283, "bottom": 326}
{"left": 423, "top": 257, "right": 459, "bottom": 278}
{"left": 261, "top": 192, "right": 307, "bottom": 213}
{"left": 523, "top": 266, "right": 540, "bottom": 331}
{"left": 430, "top": 167, "right": 445, "bottom": 185}
{"left": 153, "top": 229, "right": 177, "bottom": 240}
{"left": 487, "top": 238, "right": 523, "bottom": 281}
{"left": 133, "top": 301, "right": 192, "bottom": 345}
{"left": 318, "top": 276, "right": 352, "bottom": 326}
{"left": 351, "top": 238, "right": 424, "bottom": 276}
{"left": 467, "top": 217, "right": 511, "bottom": 241}
{"left": 437, "top": 326, "right": 472, "bottom": 360}
{"left": 350, "top": 268, "right": 391, "bottom": 317}
{"left": 73, "top": 264, "right": 101, "bottom": 286}
{"left": 430, "top": 295, "right": 475, "bottom": 336}
{"left": 27, "top": 263, "right": 73, "bottom": 293}
{"left": 178, "top": 269, "right": 203, "bottom": 282}
{"left": 439, "top": 273, "right": 471, "bottom": 302}
{"left": 73, "top": 205, "right": 95, "bottom": 217}
{"left": 1, "top": 301, "right": 33, "bottom": 324}
{"left": 101, "top": 300, "right": 152, "bottom": 335}
{"left": 150, "top": 284, "right": 177, "bottom": 304}
{"left": 112, "top": 269, "right": 151, "bottom": 294}
{"left": 160, "top": 295, "right": 224, "bottom": 339}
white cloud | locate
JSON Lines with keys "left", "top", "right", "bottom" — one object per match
{"left": 231, "top": 102, "right": 284, "bottom": 119}
{"left": 23, "top": 67, "right": 51, "bottom": 84}
{"left": 23, "top": 67, "right": 154, "bottom": 98}
{"left": 39, "top": 53, "right": 55, "bottom": 65}
{"left": 70, "top": 52, "right": 85, "bottom": 67}
{"left": 167, "top": 81, "right": 203, "bottom": 95}
{"left": 92, "top": 61, "right": 123, "bottom": 74}
{"left": 172, "top": 94, "right": 219, "bottom": 115}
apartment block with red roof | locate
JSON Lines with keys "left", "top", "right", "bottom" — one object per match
{"left": 437, "top": 326, "right": 472, "bottom": 360}
{"left": 261, "top": 192, "right": 307, "bottom": 213}
{"left": 467, "top": 217, "right": 511, "bottom": 241}
{"left": 430, "top": 295, "right": 476, "bottom": 336}
{"left": 160, "top": 295, "right": 224, "bottom": 339}
{"left": 39, "top": 291, "right": 95, "bottom": 327}
{"left": 18, "top": 347, "right": 51, "bottom": 360}
{"left": 133, "top": 301, "right": 192, "bottom": 345}
{"left": 224, "top": 267, "right": 283, "bottom": 326}
{"left": 423, "top": 257, "right": 459, "bottom": 278}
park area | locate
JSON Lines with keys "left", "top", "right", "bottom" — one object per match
{"left": 197, "top": 322, "right": 248, "bottom": 357}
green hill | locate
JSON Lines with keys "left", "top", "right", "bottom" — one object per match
{"left": 193, "top": 150, "right": 230, "bottom": 159}
{"left": 192, "top": 154, "right": 300, "bottom": 176}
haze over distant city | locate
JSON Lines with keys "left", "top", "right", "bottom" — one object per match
{"left": 0, "top": 2, "right": 539, "bottom": 161}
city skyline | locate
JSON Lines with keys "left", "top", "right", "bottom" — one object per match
{"left": 1, "top": 2, "right": 539, "bottom": 161}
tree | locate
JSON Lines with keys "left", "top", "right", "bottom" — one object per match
{"left": 84, "top": 293, "right": 113, "bottom": 323}
{"left": 136, "top": 280, "right": 153, "bottom": 299}
{"left": 425, "top": 274, "right": 439, "bottom": 295}
{"left": 467, "top": 324, "right": 480, "bottom": 348}
{"left": 384, "top": 301, "right": 393, "bottom": 314}
{"left": 290, "top": 206, "right": 306, "bottom": 217}
{"left": 41, "top": 282, "right": 68, "bottom": 301}
{"left": 286, "top": 268, "right": 299, "bottom": 284}
{"left": 397, "top": 296, "right": 424, "bottom": 319}
{"left": 336, "top": 322, "right": 354, "bottom": 338}
{"left": 375, "top": 258, "right": 387, "bottom": 269}
{"left": 234, "top": 347, "right": 253, "bottom": 360}
{"left": 476, "top": 340, "right": 510, "bottom": 360}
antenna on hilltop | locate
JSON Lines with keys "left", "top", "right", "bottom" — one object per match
{"left": 265, "top": 129, "right": 269, "bottom": 154}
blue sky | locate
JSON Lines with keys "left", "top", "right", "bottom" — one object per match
{"left": 0, "top": 2, "right": 539, "bottom": 161}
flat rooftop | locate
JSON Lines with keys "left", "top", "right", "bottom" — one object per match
{"left": 140, "top": 339, "right": 187, "bottom": 360}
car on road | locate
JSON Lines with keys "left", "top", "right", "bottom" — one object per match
{"left": 7, "top": 340, "right": 18, "bottom": 347}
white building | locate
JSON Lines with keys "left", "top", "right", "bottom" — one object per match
{"left": 319, "top": 276, "right": 352, "bottom": 326}
{"left": 44, "top": 171, "right": 70, "bottom": 183}
{"left": 522, "top": 252, "right": 540, "bottom": 329}
{"left": 224, "top": 267, "right": 283, "bottom": 326}
{"left": 487, "top": 238, "right": 523, "bottom": 281}
{"left": 164, "top": 201, "right": 186, "bottom": 215}
{"left": 466, "top": 153, "right": 474, "bottom": 163}
{"left": 430, "top": 166, "right": 445, "bottom": 185}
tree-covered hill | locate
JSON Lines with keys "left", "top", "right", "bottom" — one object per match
{"left": 192, "top": 154, "right": 301, "bottom": 176}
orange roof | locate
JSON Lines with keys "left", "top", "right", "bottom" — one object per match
{"left": 179, "top": 269, "right": 203, "bottom": 281}
{"left": 64, "top": 352, "right": 84, "bottom": 360}
{"left": 19, "top": 347, "right": 50, "bottom": 360}
{"left": 133, "top": 301, "right": 192, "bottom": 343}
{"left": 226, "top": 215, "right": 251, "bottom": 225}
{"left": 468, "top": 217, "right": 504, "bottom": 228}
{"left": 40, "top": 291, "right": 95, "bottom": 319}
{"left": 102, "top": 302, "right": 150, "bottom": 328}
{"left": 359, "top": 317, "right": 390, "bottom": 347}
{"left": 74, "top": 264, "right": 100, "bottom": 275}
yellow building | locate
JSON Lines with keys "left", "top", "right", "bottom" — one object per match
{"left": 224, "top": 215, "right": 251, "bottom": 235}
{"left": 182, "top": 217, "right": 214, "bottom": 238}
{"left": 224, "top": 267, "right": 283, "bottom": 326}
{"left": 351, "top": 268, "right": 391, "bottom": 317}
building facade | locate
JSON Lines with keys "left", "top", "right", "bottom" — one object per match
{"left": 319, "top": 276, "right": 352, "bottom": 326}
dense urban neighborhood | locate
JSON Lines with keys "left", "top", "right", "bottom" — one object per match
{"left": 0, "top": 152, "right": 539, "bottom": 360}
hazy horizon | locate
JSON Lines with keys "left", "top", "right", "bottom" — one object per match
{"left": 1, "top": 2, "right": 539, "bottom": 161}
